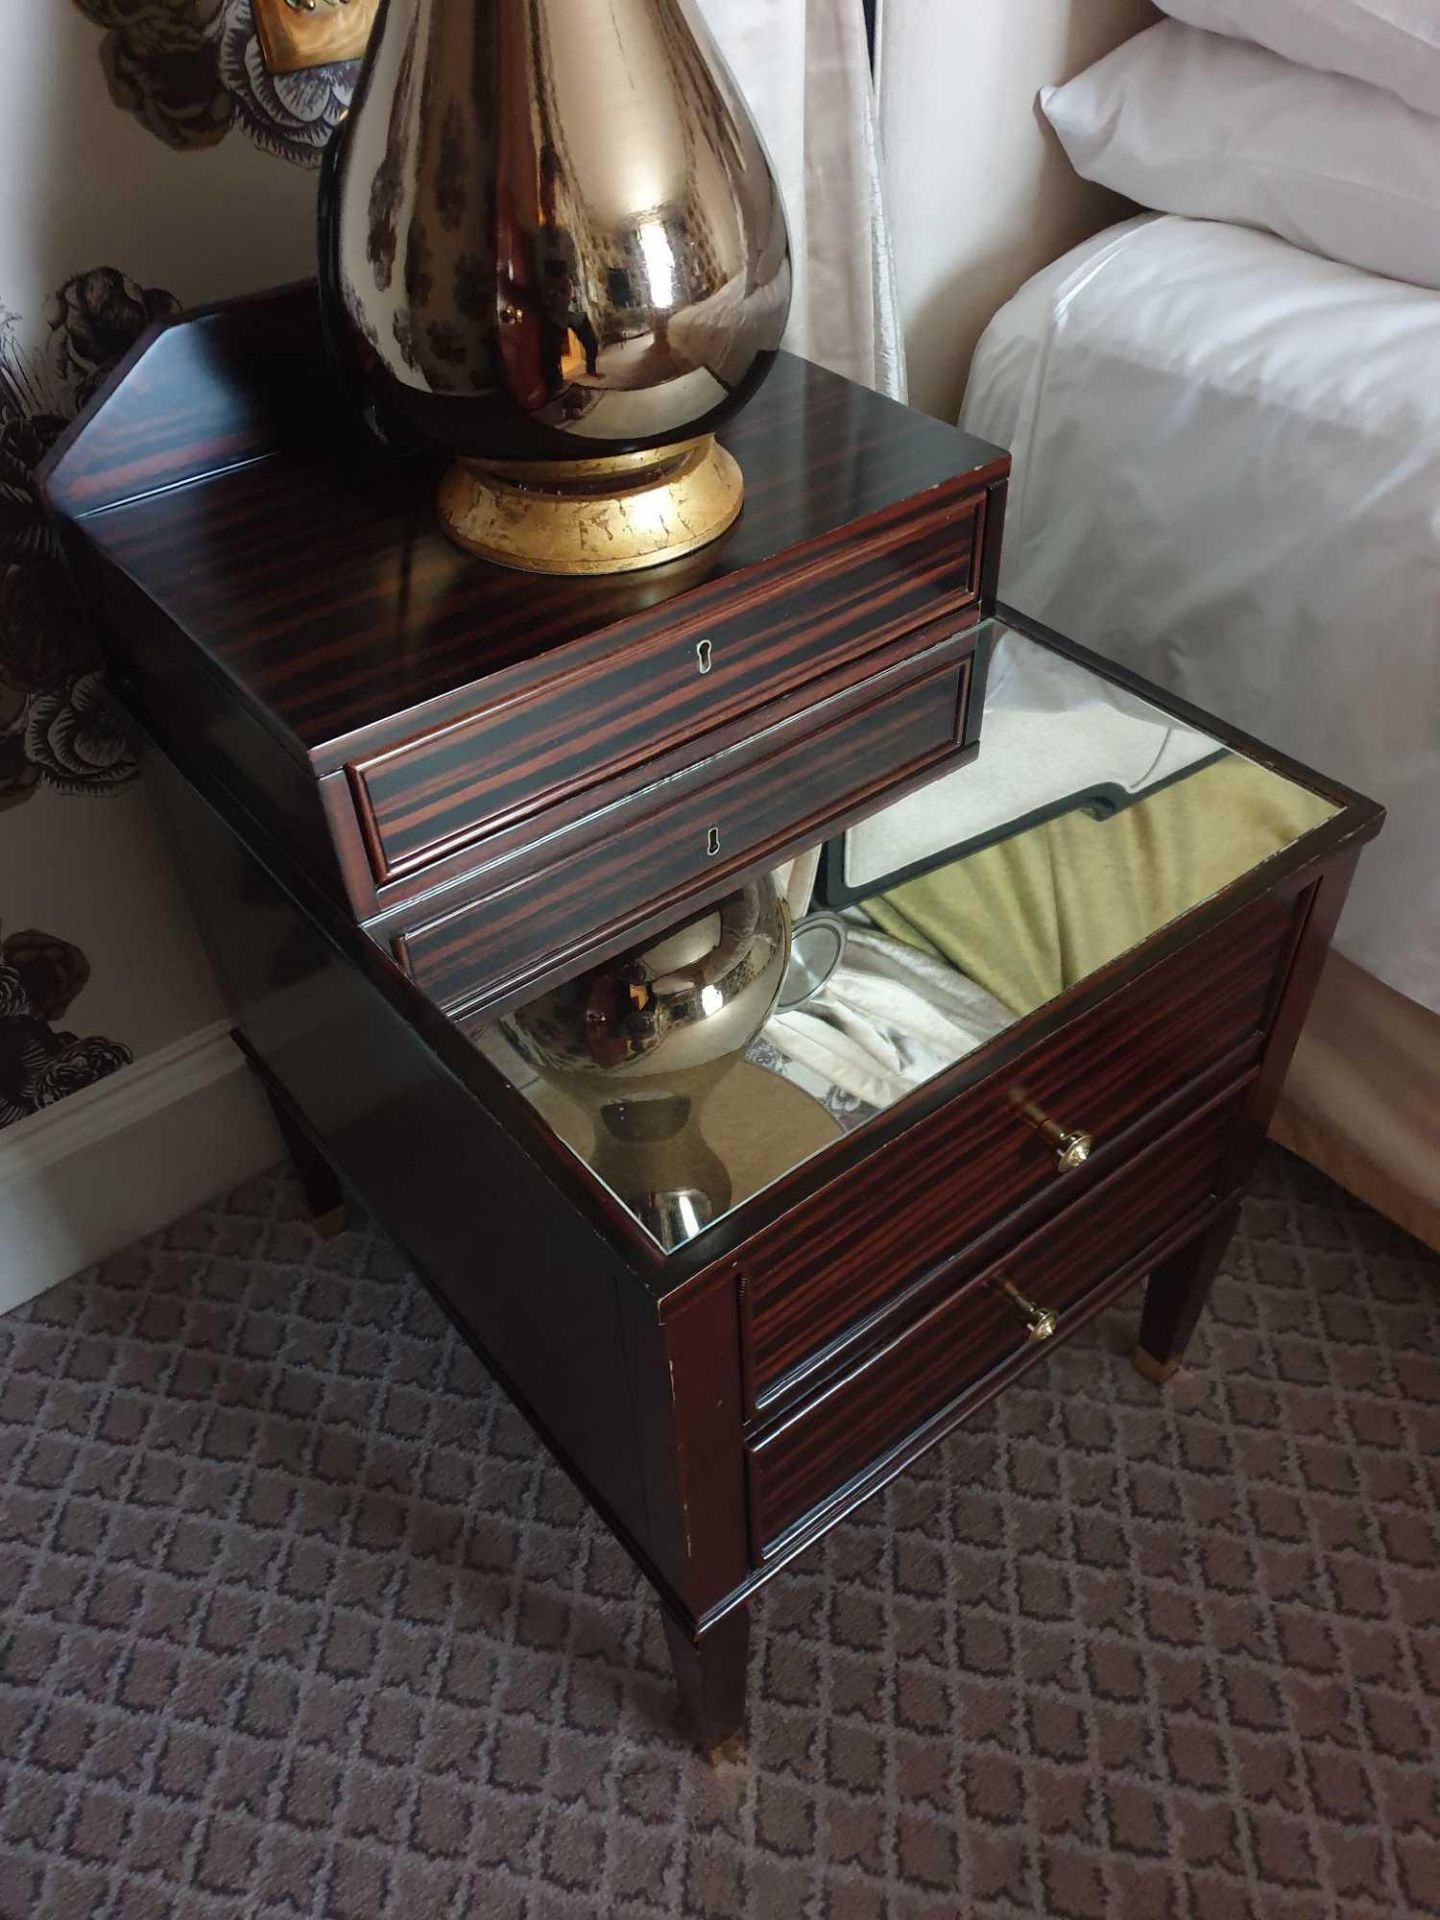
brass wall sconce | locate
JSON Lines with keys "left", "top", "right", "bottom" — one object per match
{"left": 253, "top": 0, "right": 378, "bottom": 75}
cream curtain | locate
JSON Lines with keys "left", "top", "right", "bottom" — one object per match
{"left": 697, "top": 0, "right": 906, "bottom": 398}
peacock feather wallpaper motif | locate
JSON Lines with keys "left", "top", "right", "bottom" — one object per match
{"left": 0, "top": 2, "right": 359, "bottom": 1130}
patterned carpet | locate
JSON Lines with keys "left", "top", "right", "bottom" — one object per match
{"left": 1, "top": 1147, "right": 1437, "bottom": 1920}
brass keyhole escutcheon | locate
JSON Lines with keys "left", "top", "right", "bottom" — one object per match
{"left": 696, "top": 638, "right": 714, "bottom": 676}
{"left": 995, "top": 1277, "right": 1060, "bottom": 1343}
{"left": 706, "top": 824, "right": 721, "bottom": 857}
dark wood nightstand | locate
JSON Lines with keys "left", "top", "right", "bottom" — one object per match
{"left": 43, "top": 289, "right": 1382, "bottom": 1752}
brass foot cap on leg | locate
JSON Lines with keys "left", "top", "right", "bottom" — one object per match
{"left": 702, "top": 1731, "right": 748, "bottom": 1769}
{"left": 437, "top": 437, "right": 743, "bottom": 576}
{"left": 311, "top": 1205, "right": 347, "bottom": 1241}
{"left": 1133, "top": 1346, "right": 1182, "bottom": 1386}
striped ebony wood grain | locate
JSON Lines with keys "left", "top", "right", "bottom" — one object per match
{"left": 398, "top": 640, "right": 973, "bottom": 1020}
{"left": 746, "top": 1078, "right": 1252, "bottom": 1553}
{"left": 39, "top": 285, "right": 346, "bottom": 519}
{"left": 49, "top": 295, "right": 1007, "bottom": 773}
{"left": 351, "top": 494, "right": 985, "bottom": 883}
{"left": 739, "top": 888, "right": 1307, "bottom": 1408}
{"left": 41, "top": 281, "right": 1385, "bottom": 1750}
{"left": 337, "top": 612, "right": 982, "bottom": 920}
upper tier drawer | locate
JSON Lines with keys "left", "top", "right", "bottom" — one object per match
{"left": 393, "top": 632, "right": 975, "bottom": 1023}
{"left": 737, "top": 885, "right": 1309, "bottom": 1411}
{"left": 348, "top": 487, "right": 987, "bottom": 887}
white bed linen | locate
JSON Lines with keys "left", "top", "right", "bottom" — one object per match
{"left": 962, "top": 214, "right": 1440, "bottom": 1015}
{"left": 1159, "top": 0, "right": 1440, "bottom": 119}
{"left": 1042, "top": 22, "right": 1440, "bottom": 294}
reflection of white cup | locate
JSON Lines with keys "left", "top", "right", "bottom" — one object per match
{"left": 777, "top": 912, "right": 849, "bottom": 1011}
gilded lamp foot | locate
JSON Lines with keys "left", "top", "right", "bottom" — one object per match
{"left": 437, "top": 437, "right": 743, "bottom": 577}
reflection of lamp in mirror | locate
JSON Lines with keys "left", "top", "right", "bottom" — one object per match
{"left": 316, "top": 0, "right": 793, "bottom": 575}
{"left": 499, "top": 878, "right": 791, "bottom": 1247}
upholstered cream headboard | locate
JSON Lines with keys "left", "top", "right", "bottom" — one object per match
{"left": 879, "top": 0, "right": 1158, "bottom": 419}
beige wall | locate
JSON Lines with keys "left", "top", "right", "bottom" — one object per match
{"left": 880, "top": 0, "right": 1157, "bottom": 421}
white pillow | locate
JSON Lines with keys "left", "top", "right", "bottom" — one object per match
{"left": 1159, "top": 0, "right": 1440, "bottom": 119}
{"left": 1043, "top": 22, "right": 1440, "bottom": 293}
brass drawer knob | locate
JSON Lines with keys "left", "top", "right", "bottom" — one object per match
{"left": 996, "top": 1277, "right": 1060, "bottom": 1343}
{"left": 1046, "top": 1124, "right": 1093, "bottom": 1172}
{"left": 1012, "top": 1094, "right": 1094, "bottom": 1171}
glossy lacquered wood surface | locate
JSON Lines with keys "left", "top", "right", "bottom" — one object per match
{"left": 746, "top": 1076, "right": 1253, "bottom": 1554}
{"left": 149, "top": 754, "right": 671, "bottom": 1598}
{"left": 397, "top": 638, "right": 973, "bottom": 1021}
{"left": 43, "top": 286, "right": 1387, "bottom": 1751}
{"left": 40, "top": 285, "right": 347, "bottom": 516}
{"left": 738, "top": 886, "right": 1305, "bottom": 1407}
{"left": 351, "top": 492, "right": 985, "bottom": 885}
{"left": 43, "top": 288, "right": 1007, "bottom": 936}
{"left": 341, "top": 610, "right": 984, "bottom": 923}
{"left": 46, "top": 292, "right": 1007, "bottom": 774}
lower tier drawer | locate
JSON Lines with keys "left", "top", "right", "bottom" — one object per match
{"left": 746, "top": 1074, "right": 1252, "bottom": 1556}
{"left": 738, "top": 886, "right": 1305, "bottom": 1408}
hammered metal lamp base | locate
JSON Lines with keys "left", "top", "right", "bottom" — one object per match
{"left": 437, "top": 437, "right": 744, "bottom": 577}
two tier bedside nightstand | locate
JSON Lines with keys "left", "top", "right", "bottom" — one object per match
{"left": 43, "top": 289, "right": 1382, "bottom": 1752}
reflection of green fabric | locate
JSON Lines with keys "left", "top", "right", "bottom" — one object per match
{"left": 864, "top": 754, "right": 1337, "bottom": 1019}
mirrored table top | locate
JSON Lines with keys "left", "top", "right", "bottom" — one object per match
{"left": 469, "top": 619, "right": 1340, "bottom": 1251}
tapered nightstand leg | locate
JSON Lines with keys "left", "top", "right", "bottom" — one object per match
{"left": 663, "top": 1606, "right": 750, "bottom": 1758}
{"left": 1136, "top": 1198, "right": 1243, "bottom": 1384}
{"left": 259, "top": 1077, "right": 347, "bottom": 1237}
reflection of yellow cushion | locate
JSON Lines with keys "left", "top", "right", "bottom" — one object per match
{"left": 865, "top": 753, "right": 1337, "bottom": 1020}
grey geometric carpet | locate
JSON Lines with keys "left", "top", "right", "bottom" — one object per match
{"left": 1, "top": 1146, "right": 1437, "bottom": 1919}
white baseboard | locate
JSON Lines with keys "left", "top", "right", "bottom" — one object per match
{"left": 0, "top": 1021, "right": 283, "bottom": 1314}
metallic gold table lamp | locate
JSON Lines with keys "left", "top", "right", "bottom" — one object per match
{"left": 290, "top": 0, "right": 792, "bottom": 576}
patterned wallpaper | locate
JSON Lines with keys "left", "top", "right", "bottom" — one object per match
{"left": 0, "top": 0, "right": 872, "bottom": 1137}
{"left": 0, "top": 0, "right": 352, "bottom": 1130}
{"left": 74, "top": 0, "right": 355, "bottom": 163}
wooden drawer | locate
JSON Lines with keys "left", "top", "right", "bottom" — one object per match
{"left": 739, "top": 886, "right": 1307, "bottom": 1409}
{"left": 394, "top": 634, "right": 975, "bottom": 1022}
{"left": 349, "top": 488, "right": 987, "bottom": 886}
{"left": 747, "top": 1076, "right": 1251, "bottom": 1555}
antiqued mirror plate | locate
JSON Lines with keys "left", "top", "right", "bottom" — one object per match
{"left": 467, "top": 621, "right": 1341, "bottom": 1251}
